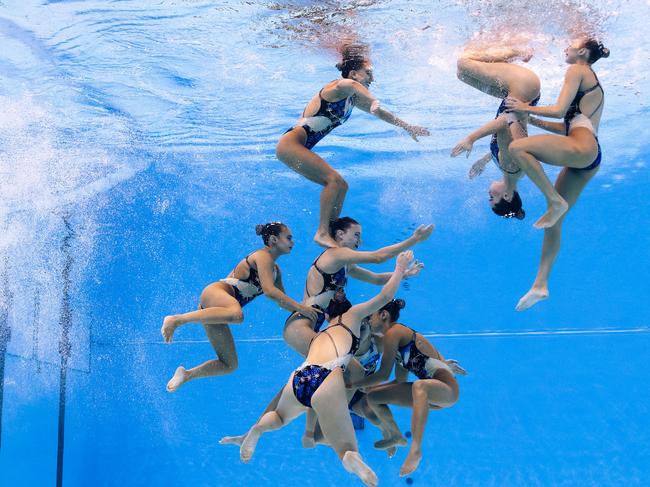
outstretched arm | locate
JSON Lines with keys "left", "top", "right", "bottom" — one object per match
{"left": 345, "top": 252, "right": 414, "bottom": 324}
{"left": 335, "top": 224, "right": 433, "bottom": 266}
{"left": 337, "top": 79, "right": 430, "bottom": 141}
{"left": 347, "top": 260, "right": 423, "bottom": 285}
{"left": 451, "top": 117, "right": 507, "bottom": 158}
{"left": 505, "top": 65, "right": 583, "bottom": 119}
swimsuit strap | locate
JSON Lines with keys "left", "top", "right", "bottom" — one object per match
{"left": 331, "top": 316, "right": 360, "bottom": 354}
{"left": 584, "top": 67, "right": 604, "bottom": 118}
{"left": 322, "top": 330, "right": 340, "bottom": 358}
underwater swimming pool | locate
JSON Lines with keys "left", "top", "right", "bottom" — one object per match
{"left": 1, "top": 1, "right": 649, "bottom": 485}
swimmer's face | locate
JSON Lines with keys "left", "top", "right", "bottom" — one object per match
{"left": 367, "top": 311, "right": 388, "bottom": 335}
{"left": 488, "top": 181, "right": 508, "bottom": 208}
{"left": 351, "top": 61, "right": 374, "bottom": 88}
{"left": 337, "top": 224, "right": 362, "bottom": 249}
{"left": 270, "top": 227, "right": 294, "bottom": 254}
{"left": 565, "top": 40, "right": 587, "bottom": 64}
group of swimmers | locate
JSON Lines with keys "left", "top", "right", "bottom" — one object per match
{"left": 160, "top": 37, "right": 609, "bottom": 485}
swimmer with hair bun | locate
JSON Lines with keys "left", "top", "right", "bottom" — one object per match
{"left": 277, "top": 43, "right": 430, "bottom": 248}
{"left": 347, "top": 298, "right": 466, "bottom": 477}
{"left": 161, "top": 222, "right": 320, "bottom": 392}
{"left": 504, "top": 38, "right": 609, "bottom": 310}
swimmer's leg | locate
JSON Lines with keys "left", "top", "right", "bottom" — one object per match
{"left": 366, "top": 383, "right": 411, "bottom": 450}
{"left": 457, "top": 49, "right": 539, "bottom": 101}
{"left": 161, "top": 286, "right": 243, "bottom": 343}
{"left": 351, "top": 393, "right": 397, "bottom": 458}
{"left": 221, "top": 383, "right": 287, "bottom": 445}
{"left": 240, "top": 379, "right": 305, "bottom": 463}
{"left": 400, "top": 378, "right": 458, "bottom": 477}
{"left": 311, "top": 368, "right": 378, "bottom": 487}
{"left": 276, "top": 131, "right": 346, "bottom": 248}
{"left": 166, "top": 323, "right": 238, "bottom": 392}
{"left": 508, "top": 133, "right": 599, "bottom": 229}
{"left": 517, "top": 166, "right": 597, "bottom": 310}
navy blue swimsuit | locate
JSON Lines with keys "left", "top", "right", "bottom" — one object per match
{"left": 286, "top": 250, "right": 348, "bottom": 332}
{"left": 490, "top": 94, "right": 540, "bottom": 174}
{"left": 220, "top": 255, "right": 277, "bottom": 307}
{"left": 287, "top": 86, "right": 357, "bottom": 149}
{"left": 292, "top": 317, "right": 360, "bottom": 408}
{"left": 396, "top": 328, "right": 440, "bottom": 380}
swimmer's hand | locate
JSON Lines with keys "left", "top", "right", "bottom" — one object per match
{"left": 396, "top": 251, "right": 415, "bottom": 274}
{"left": 403, "top": 260, "right": 424, "bottom": 279}
{"left": 411, "top": 224, "right": 434, "bottom": 243}
{"left": 297, "top": 305, "right": 322, "bottom": 323}
{"left": 405, "top": 124, "right": 430, "bottom": 142}
{"left": 469, "top": 153, "right": 492, "bottom": 179}
{"left": 445, "top": 359, "right": 467, "bottom": 376}
{"left": 451, "top": 137, "right": 473, "bottom": 158}
{"left": 504, "top": 96, "right": 528, "bottom": 115}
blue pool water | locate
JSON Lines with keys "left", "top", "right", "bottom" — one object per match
{"left": 1, "top": 1, "right": 649, "bottom": 486}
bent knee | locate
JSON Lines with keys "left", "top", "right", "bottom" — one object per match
{"left": 221, "top": 356, "right": 239, "bottom": 373}
{"left": 324, "top": 172, "right": 348, "bottom": 191}
{"left": 227, "top": 308, "right": 244, "bottom": 324}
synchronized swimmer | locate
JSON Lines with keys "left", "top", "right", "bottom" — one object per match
{"left": 276, "top": 44, "right": 430, "bottom": 248}
{"left": 161, "top": 36, "right": 610, "bottom": 485}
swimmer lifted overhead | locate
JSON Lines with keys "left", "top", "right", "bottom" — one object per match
{"left": 453, "top": 44, "right": 541, "bottom": 220}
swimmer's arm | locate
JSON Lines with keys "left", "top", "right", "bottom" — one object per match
{"left": 274, "top": 267, "right": 286, "bottom": 292}
{"left": 509, "top": 66, "right": 583, "bottom": 119}
{"left": 254, "top": 253, "right": 309, "bottom": 313}
{"left": 349, "top": 328, "right": 401, "bottom": 389}
{"left": 335, "top": 225, "right": 433, "bottom": 266}
{"left": 394, "top": 362, "right": 409, "bottom": 383}
{"left": 347, "top": 264, "right": 392, "bottom": 285}
{"left": 337, "top": 79, "right": 430, "bottom": 140}
{"left": 466, "top": 117, "right": 506, "bottom": 141}
{"left": 529, "top": 116, "right": 566, "bottom": 134}
{"left": 451, "top": 117, "right": 505, "bottom": 158}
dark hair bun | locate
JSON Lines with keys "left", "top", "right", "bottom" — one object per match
{"left": 255, "top": 224, "right": 265, "bottom": 235}
{"left": 395, "top": 299, "right": 406, "bottom": 310}
{"left": 335, "top": 61, "right": 344, "bottom": 71}
{"left": 600, "top": 46, "right": 610, "bottom": 58}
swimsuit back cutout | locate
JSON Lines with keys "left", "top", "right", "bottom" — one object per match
{"left": 310, "top": 314, "right": 360, "bottom": 357}
{"left": 305, "top": 250, "right": 348, "bottom": 304}
{"left": 564, "top": 67, "right": 604, "bottom": 134}
{"left": 293, "top": 84, "right": 357, "bottom": 149}
{"left": 220, "top": 254, "right": 277, "bottom": 306}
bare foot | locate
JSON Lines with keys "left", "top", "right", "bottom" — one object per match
{"left": 301, "top": 432, "right": 316, "bottom": 449}
{"left": 219, "top": 433, "right": 247, "bottom": 446}
{"left": 314, "top": 230, "right": 338, "bottom": 249}
{"left": 374, "top": 435, "right": 407, "bottom": 450}
{"left": 166, "top": 366, "right": 189, "bottom": 393}
{"left": 399, "top": 448, "right": 422, "bottom": 477}
{"left": 342, "top": 451, "right": 378, "bottom": 487}
{"left": 515, "top": 287, "right": 549, "bottom": 311}
{"left": 534, "top": 198, "right": 568, "bottom": 229}
{"left": 516, "top": 47, "right": 534, "bottom": 62}
{"left": 240, "top": 428, "right": 261, "bottom": 464}
{"left": 161, "top": 315, "right": 180, "bottom": 343}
